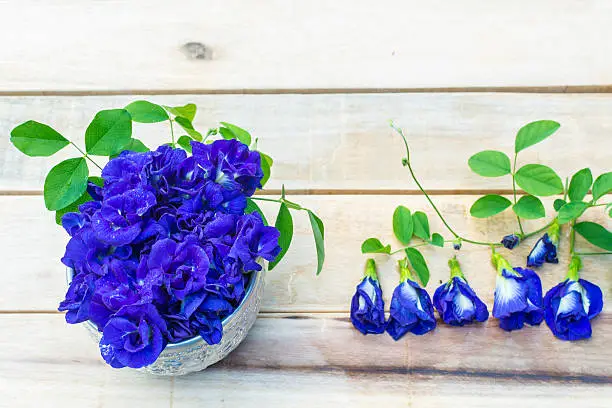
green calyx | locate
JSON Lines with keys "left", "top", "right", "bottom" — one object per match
{"left": 448, "top": 256, "right": 465, "bottom": 280}
{"left": 566, "top": 255, "right": 582, "bottom": 281}
{"left": 398, "top": 258, "right": 414, "bottom": 282}
{"left": 547, "top": 220, "right": 560, "bottom": 246}
{"left": 364, "top": 258, "right": 379, "bottom": 281}
{"left": 491, "top": 252, "right": 514, "bottom": 276}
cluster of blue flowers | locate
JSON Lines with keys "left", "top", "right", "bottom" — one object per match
{"left": 58, "top": 139, "right": 282, "bottom": 369}
{"left": 352, "top": 226, "right": 603, "bottom": 341}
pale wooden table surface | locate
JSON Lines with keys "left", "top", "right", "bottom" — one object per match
{"left": 1, "top": 1, "right": 611, "bottom": 407}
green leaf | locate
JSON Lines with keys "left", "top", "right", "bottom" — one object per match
{"left": 110, "top": 138, "right": 150, "bottom": 158}
{"left": 308, "top": 210, "right": 325, "bottom": 275}
{"left": 361, "top": 238, "right": 391, "bottom": 254}
{"left": 412, "top": 211, "right": 430, "bottom": 240}
{"left": 515, "top": 120, "right": 560, "bottom": 153}
{"left": 220, "top": 122, "right": 252, "bottom": 145}
{"left": 164, "top": 103, "right": 196, "bottom": 122}
{"left": 44, "top": 158, "right": 89, "bottom": 211}
{"left": 574, "top": 221, "right": 612, "bottom": 251}
{"left": 174, "top": 117, "right": 203, "bottom": 142}
{"left": 10, "top": 121, "right": 70, "bottom": 157}
{"left": 125, "top": 100, "right": 169, "bottom": 123}
{"left": 553, "top": 199, "right": 566, "bottom": 212}
{"left": 269, "top": 203, "right": 293, "bottom": 270}
{"left": 85, "top": 109, "right": 132, "bottom": 156}
{"left": 470, "top": 194, "right": 512, "bottom": 218}
{"left": 55, "top": 190, "right": 93, "bottom": 225}
{"left": 405, "top": 248, "right": 430, "bottom": 286}
{"left": 467, "top": 150, "right": 511, "bottom": 177}
{"left": 558, "top": 202, "right": 589, "bottom": 224}
{"left": 245, "top": 197, "right": 268, "bottom": 226}
{"left": 177, "top": 135, "right": 193, "bottom": 153}
{"left": 607, "top": 203, "right": 612, "bottom": 218}
{"left": 259, "top": 151, "right": 273, "bottom": 187}
{"left": 515, "top": 164, "right": 564, "bottom": 196}
{"left": 393, "top": 206, "right": 413, "bottom": 245}
{"left": 430, "top": 233, "right": 444, "bottom": 247}
{"left": 512, "top": 195, "right": 545, "bottom": 219}
{"left": 568, "top": 168, "right": 593, "bottom": 202}
{"left": 88, "top": 176, "right": 104, "bottom": 187}
{"left": 592, "top": 172, "right": 612, "bottom": 202}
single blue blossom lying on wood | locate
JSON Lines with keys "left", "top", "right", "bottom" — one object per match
{"left": 433, "top": 257, "right": 489, "bottom": 326}
{"left": 527, "top": 223, "right": 560, "bottom": 268}
{"left": 350, "top": 259, "right": 386, "bottom": 335}
{"left": 491, "top": 252, "right": 544, "bottom": 331}
{"left": 386, "top": 259, "right": 436, "bottom": 339}
{"left": 501, "top": 234, "right": 520, "bottom": 250}
{"left": 544, "top": 256, "right": 603, "bottom": 341}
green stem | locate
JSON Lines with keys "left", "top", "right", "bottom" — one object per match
{"left": 575, "top": 252, "right": 612, "bottom": 256}
{"left": 70, "top": 142, "right": 103, "bottom": 171}
{"left": 169, "top": 118, "right": 176, "bottom": 146}
{"left": 590, "top": 203, "right": 610, "bottom": 208}
{"left": 569, "top": 220, "right": 576, "bottom": 256}
{"left": 390, "top": 240, "right": 454, "bottom": 255}
{"left": 398, "top": 258, "right": 413, "bottom": 282}
{"left": 251, "top": 196, "right": 304, "bottom": 211}
{"left": 391, "top": 123, "right": 502, "bottom": 247}
{"left": 364, "top": 258, "right": 379, "bottom": 280}
{"left": 512, "top": 153, "right": 525, "bottom": 237}
{"left": 521, "top": 221, "right": 554, "bottom": 240}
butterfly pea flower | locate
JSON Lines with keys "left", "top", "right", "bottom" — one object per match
{"left": 191, "top": 139, "right": 263, "bottom": 213}
{"left": 501, "top": 234, "right": 520, "bottom": 250}
{"left": 386, "top": 259, "right": 436, "bottom": 339}
{"left": 58, "top": 272, "right": 97, "bottom": 324}
{"left": 453, "top": 238, "right": 462, "bottom": 251}
{"left": 527, "top": 222, "right": 560, "bottom": 268}
{"left": 544, "top": 256, "right": 603, "bottom": 341}
{"left": 433, "top": 257, "right": 489, "bottom": 326}
{"left": 99, "top": 304, "right": 168, "bottom": 369}
{"left": 491, "top": 252, "right": 544, "bottom": 331}
{"left": 350, "top": 259, "right": 386, "bottom": 335}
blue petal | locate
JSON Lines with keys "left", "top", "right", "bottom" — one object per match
{"left": 493, "top": 273, "right": 527, "bottom": 318}
{"left": 578, "top": 279, "right": 604, "bottom": 319}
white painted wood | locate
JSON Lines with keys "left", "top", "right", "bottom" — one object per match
{"left": 0, "top": 314, "right": 610, "bottom": 407}
{"left": 1, "top": 93, "right": 611, "bottom": 191}
{"left": 2, "top": 195, "right": 609, "bottom": 312}
{"left": 1, "top": 1, "right": 612, "bottom": 91}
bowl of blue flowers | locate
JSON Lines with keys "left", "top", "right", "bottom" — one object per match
{"left": 9, "top": 101, "right": 326, "bottom": 375}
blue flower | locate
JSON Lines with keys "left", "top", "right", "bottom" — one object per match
{"left": 543, "top": 257, "right": 603, "bottom": 341}
{"left": 229, "top": 213, "right": 281, "bottom": 271}
{"left": 492, "top": 253, "right": 544, "bottom": 331}
{"left": 527, "top": 223, "right": 560, "bottom": 267}
{"left": 386, "top": 259, "right": 436, "bottom": 339}
{"left": 191, "top": 294, "right": 234, "bottom": 345}
{"left": 99, "top": 304, "right": 168, "bottom": 369}
{"left": 501, "top": 234, "right": 520, "bottom": 250}
{"left": 350, "top": 259, "right": 385, "bottom": 335}
{"left": 433, "top": 257, "right": 488, "bottom": 326}
{"left": 147, "top": 237, "right": 210, "bottom": 300}
{"left": 92, "top": 188, "right": 157, "bottom": 246}
{"left": 58, "top": 272, "right": 97, "bottom": 324}
{"left": 191, "top": 139, "right": 263, "bottom": 212}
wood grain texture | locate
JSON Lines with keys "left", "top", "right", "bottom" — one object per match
{"left": 1, "top": 93, "right": 611, "bottom": 191}
{"left": 0, "top": 314, "right": 610, "bottom": 408}
{"left": 1, "top": 1, "right": 612, "bottom": 91}
{"left": 2, "top": 195, "right": 609, "bottom": 312}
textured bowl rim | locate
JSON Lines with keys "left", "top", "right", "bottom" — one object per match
{"left": 65, "top": 263, "right": 264, "bottom": 349}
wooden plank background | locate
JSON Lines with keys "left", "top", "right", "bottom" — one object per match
{"left": 0, "top": 1, "right": 611, "bottom": 407}
{"left": 1, "top": 1, "right": 612, "bottom": 91}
